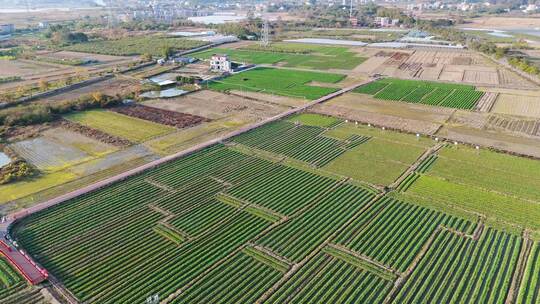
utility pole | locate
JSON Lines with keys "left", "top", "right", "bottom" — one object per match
{"left": 260, "top": 19, "right": 269, "bottom": 48}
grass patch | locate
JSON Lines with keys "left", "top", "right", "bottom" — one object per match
{"left": 210, "top": 67, "right": 344, "bottom": 100}
{"left": 65, "top": 36, "right": 208, "bottom": 56}
{"left": 0, "top": 170, "right": 77, "bottom": 204}
{"left": 401, "top": 174, "right": 539, "bottom": 235}
{"left": 242, "top": 247, "right": 289, "bottom": 273}
{"left": 193, "top": 43, "right": 366, "bottom": 70}
{"left": 286, "top": 113, "right": 342, "bottom": 128}
{"left": 323, "top": 246, "right": 396, "bottom": 281}
{"left": 323, "top": 123, "right": 433, "bottom": 186}
{"left": 66, "top": 110, "right": 175, "bottom": 143}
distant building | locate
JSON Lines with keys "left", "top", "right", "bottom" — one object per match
{"left": 210, "top": 54, "right": 232, "bottom": 72}
{"left": 0, "top": 24, "right": 14, "bottom": 35}
{"left": 38, "top": 21, "right": 49, "bottom": 29}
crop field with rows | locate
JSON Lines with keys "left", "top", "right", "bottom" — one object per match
{"left": 354, "top": 78, "right": 484, "bottom": 109}
{"left": 0, "top": 257, "right": 45, "bottom": 304}
{"left": 209, "top": 67, "right": 344, "bottom": 100}
{"left": 11, "top": 114, "right": 540, "bottom": 303}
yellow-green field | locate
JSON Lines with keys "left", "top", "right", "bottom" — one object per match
{"left": 66, "top": 110, "right": 175, "bottom": 143}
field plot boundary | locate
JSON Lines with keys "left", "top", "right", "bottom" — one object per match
{"left": 4, "top": 79, "right": 375, "bottom": 233}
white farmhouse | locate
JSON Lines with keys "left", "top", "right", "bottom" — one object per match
{"left": 210, "top": 54, "right": 232, "bottom": 72}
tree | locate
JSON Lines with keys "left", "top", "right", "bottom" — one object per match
{"left": 141, "top": 53, "right": 153, "bottom": 62}
{"left": 162, "top": 46, "right": 173, "bottom": 59}
{"left": 38, "top": 80, "right": 49, "bottom": 92}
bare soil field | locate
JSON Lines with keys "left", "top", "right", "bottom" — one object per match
{"left": 38, "top": 77, "right": 139, "bottom": 105}
{"left": 144, "top": 90, "right": 289, "bottom": 121}
{"left": 0, "top": 8, "right": 105, "bottom": 27}
{"left": 58, "top": 119, "right": 132, "bottom": 147}
{"left": 36, "top": 50, "right": 132, "bottom": 64}
{"left": 492, "top": 93, "right": 540, "bottom": 119}
{"left": 352, "top": 48, "right": 536, "bottom": 88}
{"left": 0, "top": 59, "right": 64, "bottom": 78}
{"left": 228, "top": 90, "right": 306, "bottom": 108}
{"left": 111, "top": 104, "right": 209, "bottom": 129}
{"left": 436, "top": 124, "right": 540, "bottom": 158}
{"left": 313, "top": 92, "right": 453, "bottom": 134}
{"left": 459, "top": 17, "right": 540, "bottom": 29}
{"left": 486, "top": 114, "right": 540, "bottom": 138}
{"left": 475, "top": 92, "right": 498, "bottom": 112}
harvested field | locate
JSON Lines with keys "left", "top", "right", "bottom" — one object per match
{"left": 36, "top": 50, "right": 132, "bottom": 64}
{"left": 65, "top": 110, "right": 175, "bottom": 143}
{"left": 41, "top": 128, "right": 117, "bottom": 156}
{"left": 9, "top": 137, "right": 91, "bottom": 171}
{"left": 38, "top": 77, "right": 139, "bottom": 105}
{"left": 313, "top": 93, "right": 452, "bottom": 135}
{"left": 144, "top": 90, "right": 289, "bottom": 120}
{"left": 0, "top": 59, "right": 62, "bottom": 78}
{"left": 110, "top": 104, "right": 209, "bottom": 129}
{"left": 58, "top": 119, "right": 132, "bottom": 147}
{"left": 475, "top": 92, "right": 498, "bottom": 112}
{"left": 463, "top": 70, "right": 499, "bottom": 85}
{"left": 486, "top": 114, "right": 540, "bottom": 138}
{"left": 228, "top": 90, "right": 306, "bottom": 108}
{"left": 70, "top": 144, "right": 158, "bottom": 176}
{"left": 492, "top": 93, "right": 540, "bottom": 119}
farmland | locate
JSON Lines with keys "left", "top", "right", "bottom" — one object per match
{"left": 354, "top": 78, "right": 484, "bottom": 110}
{"left": 193, "top": 42, "right": 367, "bottom": 70}
{"left": 0, "top": 257, "right": 45, "bottom": 304}
{"left": 65, "top": 110, "right": 176, "bottom": 143}
{"left": 64, "top": 36, "right": 208, "bottom": 57}
{"left": 209, "top": 67, "right": 345, "bottom": 100}
{"left": 9, "top": 113, "right": 540, "bottom": 303}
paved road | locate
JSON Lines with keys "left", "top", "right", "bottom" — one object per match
{"left": 0, "top": 240, "right": 47, "bottom": 285}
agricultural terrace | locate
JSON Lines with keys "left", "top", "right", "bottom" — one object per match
{"left": 65, "top": 110, "right": 176, "bottom": 143}
{"left": 209, "top": 67, "right": 345, "bottom": 100}
{"left": 354, "top": 78, "right": 484, "bottom": 110}
{"left": 10, "top": 114, "right": 540, "bottom": 303}
{"left": 64, "top": 36, "right": 208, "bottom": 57}
{"left": 193, "top": 42, "right": 367, "bottom": 70}
{"left": 396, "top": 145, "right": 540, "bottom": 237}
{"left": 0, "top": 257, "right": 45, "bottom": 304}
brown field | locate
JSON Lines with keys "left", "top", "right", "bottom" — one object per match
{"left": 144, "top": 90, "right": 290, "bottom": 121}
{"left": 36, "top": 50, "right": 132, "bottom": 64}
{"left": 485, "top": 114, "right": 540, "bottom": 138}
{"left": 0, "top": 8, "right": 105, "bottom": 27}
{"left": 38, "top": 77, "right": 139, "bottom": 105}
{"left": 475, "top": 92, "right": 498, "bottom": 112}
{"left": 459, "top": 16, "right": 540, "bottom": 29}
{"left": 110, "top": 104, "right": 209, "bottom": 129}
{"left": 0, "top": 59, "right": 65, "bottom": 78}
{"left": 313, "top": 92, "right": 453, "bottom": 135}
{"left": 492, "top": 93, "right": 540, "bottom": 119}
{"left": 352, "top": 47, "right": 536, "bottom": 88}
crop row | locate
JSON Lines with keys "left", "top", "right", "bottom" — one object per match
{"left": 226, "top": 165, "right": 338, "bottom": 216}
{"left": 335, "top": 197, "right": 476, "bottom": 272}
{"left": 257, "top": 183, "right": 376, "bottom": 262}
{"left": 356, "top": 78, "right": 483, "bottom": 110}
{"left": 233, "top": 120, "right": 369, "bottom": 167}
{"left": 517, "top": 242, "right": 540, "bottom": 304}
{"left": 170, "top": 250, "right": 283, "bottom": 304}
{"left": 394, "top": 228, "right": 521, "bottom": 303}
{"left": 0, "top": 258, "right": 26, "bottom": 301}
{"left": 265, "top": 252, "right": 393, "bottom": 303}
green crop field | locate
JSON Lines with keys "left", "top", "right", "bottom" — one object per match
{"left": 193, "top": 42, "right": 366, "bottom": 70}
{"left": 209, "top": 67, "right": 344, "bottom": 100}
{"left": 64, "top": 36, "right": 208, "bottom": 56}
{"left": 397, "top": 145, "right": 540, "bottom": 236}
{"left": 65, "top": 110, "right": 175, "bottom": 143}
{"left": 0, "top": 257, "right": 45, "bottom": 304}
{"left": 11, "top": 114, "right": 540, "bottom": 303}
{"left": 354, "top": 78, "right": 484, "bottom": 110}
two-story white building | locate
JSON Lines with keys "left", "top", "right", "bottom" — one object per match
{"left": 210, "top": 54, "right": 232, "bottom": 72}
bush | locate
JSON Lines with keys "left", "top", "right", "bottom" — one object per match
{"left": 0, "top": 159, "right": 38, "bottom": 185}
